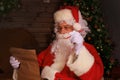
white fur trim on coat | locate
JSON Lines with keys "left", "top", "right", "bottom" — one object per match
{"left": 67, "top": 46, "right": 95, "bottom": 76}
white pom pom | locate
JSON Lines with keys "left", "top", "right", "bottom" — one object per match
{"left": 73, "top": 23, "right": 81, "bottom": 31}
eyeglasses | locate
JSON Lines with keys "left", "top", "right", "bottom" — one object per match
{"left": 57, "top": 25, "right": 73, "bottom": 32}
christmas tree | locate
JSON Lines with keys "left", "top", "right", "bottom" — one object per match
{"left": 63, "top": 0, "right": 115, "bottom": 77}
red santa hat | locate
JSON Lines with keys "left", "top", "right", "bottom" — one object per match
{"left": 54, "top": 6, "right": 82, "bottom": 31}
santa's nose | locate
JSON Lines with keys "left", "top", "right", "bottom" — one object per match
{"left": 59, "top": 28, "right": 67, "bottom": 34}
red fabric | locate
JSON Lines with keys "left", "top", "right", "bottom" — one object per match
{"left": 37, "top": 42, "right": 104, "bottom": 80}
{"left": 80, "top": 42, "right": 104, "bottom": 80}
{"left": 60, "top": 6, "right": 79, "bottom": 22}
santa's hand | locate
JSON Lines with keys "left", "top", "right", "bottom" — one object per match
{"left": 69, "top": 31, "right": 83, "bottom": 43}
{"left": 74, "top": 44, "right": 83, "bottom": 55}
{"left": 69, "top": 31, "right": 84, "bottom": 55}
{"left": 9, "top": 56, "right": 20, "bottom": 69}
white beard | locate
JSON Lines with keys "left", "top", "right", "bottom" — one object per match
{"left": 51, "top": 33, "right": 74, "bottom": 54}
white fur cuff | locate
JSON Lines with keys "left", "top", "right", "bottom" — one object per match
{"left": 67, "top": 46, "right": 95, "bottom": 76}
{"left": 41, "top": 66, "right": 58, "bottom": 80}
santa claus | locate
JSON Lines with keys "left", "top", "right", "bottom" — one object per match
{"left": 10, "top": 6, "right": 104, "bottom": 80}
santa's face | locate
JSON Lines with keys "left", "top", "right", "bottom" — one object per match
{"left": 51, "top": 27, "right": 74, "bottom": 54}
{"left": 51, "top": 21, "right": 74, "bottom": 54}
{"left": 57, "top": 21, "right": 73, "bottom": 34}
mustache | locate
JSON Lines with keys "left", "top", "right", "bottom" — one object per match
{"left": 56, "top": 33, "right": 71, "bottom": 39}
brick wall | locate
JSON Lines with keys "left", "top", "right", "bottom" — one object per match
{"left": 0, "top": 0, "right": 63, "bottom": 51}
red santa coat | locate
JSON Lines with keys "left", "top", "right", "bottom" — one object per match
{"left": 37, "top": 42, "right": 104, "bottom": 80}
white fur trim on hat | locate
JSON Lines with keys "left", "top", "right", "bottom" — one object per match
{"left": 54, "top": 9, "right": 75, "bottom": 25}
{"left": 67, "top": 46, "right": 95, "bottom": 76}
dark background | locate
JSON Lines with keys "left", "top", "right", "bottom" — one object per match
{"left": 101, "top": 0, "right": 120, "bottom": 63}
